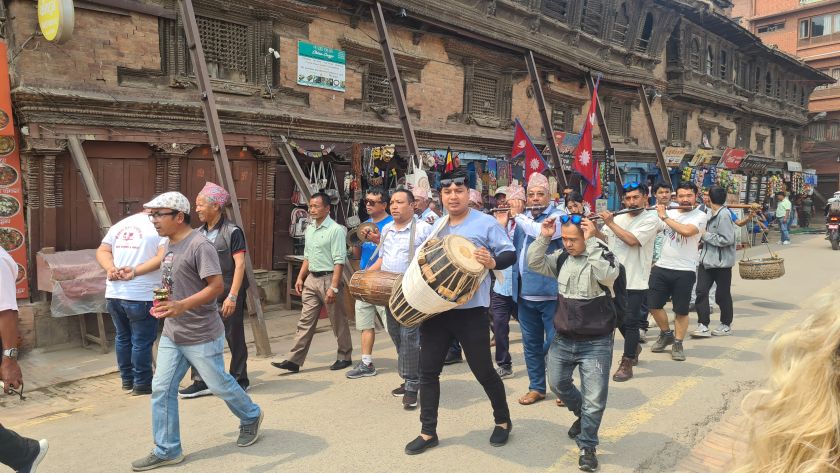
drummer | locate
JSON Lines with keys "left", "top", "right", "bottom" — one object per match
{"left": 405, "top": 170, "right": 516, "bottom": 455}
{"left": 367, "top": 189, "right": 433, "bottom": 409}
{"left": 346, "top": 188, "right": 393, "bottom": 379}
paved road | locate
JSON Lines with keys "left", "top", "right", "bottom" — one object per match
{"left": 2, "top": 233, "right": 835, "bottom": 473}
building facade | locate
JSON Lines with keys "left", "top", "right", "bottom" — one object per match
{"left": 734, "top": 0, "right": 840, "bottom": 200}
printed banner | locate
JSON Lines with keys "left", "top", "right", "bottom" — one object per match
{"left": 719, "top": 147, "right": 747, "bottom": 170}
{"left": 0, "top": 41, "right": 30, "bottom": 298}
{"left": 663, "top": 146, "right": 688, "bottom": 167}
{"left": 297, "top": 41, "right": 346, "bottom": 92}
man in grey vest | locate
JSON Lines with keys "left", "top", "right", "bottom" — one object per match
{"left": 179, "top": 182, "right": 250, "bottom": 398}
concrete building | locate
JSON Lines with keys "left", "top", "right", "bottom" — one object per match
{"left": 733, "top": 0, "right": 840, "bottom": 201}
{"left": 2, "top": 0, "right": 828, "bottom": 347}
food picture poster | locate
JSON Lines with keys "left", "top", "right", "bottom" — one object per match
{"left": 0, "top": 41, "right": 29, "bottom": 298}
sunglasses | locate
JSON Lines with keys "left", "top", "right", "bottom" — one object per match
{"left": 0, "top": 381, "right": 25, "bottom": 401}
{"left": 439, "top": 177, "right": 466, "bottom": 187}
{"left": 558, "top": 214, "right": 584, "bottom": 225}
{"left": 365, "top": 199, "right": 384, "bottom": 205}
{"left": 623, "top": 182, "right": 642, "bottom": 190}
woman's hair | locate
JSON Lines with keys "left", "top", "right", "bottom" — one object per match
{"left": 734, "top": 292, "right": 840, "bottom": 473}
{"left": 565, "top": 190, "right": 584, "bottom": 204}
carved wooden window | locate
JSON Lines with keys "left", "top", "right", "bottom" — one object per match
{"left": 690, "top": 38, "right": 701, "bottom": 72}
{"left": 718, "top": 128, "right": 730, "bottom": 148}
{"left": 363, "top": 66, "right": 395, "bottom": 109}
{"left": 754, "top": 67, "right": 761, "bottom": 93}
{"left": 784, "top": 133, "right": 794, "bottom": 155}
{"left": 543, "top": 0, "right": 570, "bottom": 22}
{"left": 551, "top": 104, "right": 575, "bottom": 133}
{"left": 605, "top": 101, "right": 631, "bottom": 137}
{"left": 719, "top": 50, "right": 728, "bottom": 80}
{"left": 611, "top": 2, "right": 630, "bottom": 47}
{"left": 668, "top": 111, "right": 687, "bottom": 142}
{"left": 765, "top": 71, "right": 773, "bottom": 96}
{"left": 636, "top": 13, "right": 654, "bottom": 53}
{"left": 770, "top": 128, "right": 777, "bottom": 156}
{"left": 736, "top": 121, "right": 751, "bottom": 148}
{"left": 755, "top": 134, "right": 766, "bottom": 154}
{"left": 463, "top": 65, "right": 512, "bottom": 126}
{"left": 776, "top": 78, "right": 782, "bottom": 99}
{"left": 705, "top": 46, "right": 714, "bottom": 76}
{"left": 581, "top": 0, "right": 605, "bottom": 38}
{"left": 473, "top": 74, "right": 500, "bottom": 118}
{"left": 190, "top": 16, "right": 249, "bottom": 82}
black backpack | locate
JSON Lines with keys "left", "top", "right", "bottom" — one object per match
{"left": 555, "top": 243, "right": 628, "bottom": 328}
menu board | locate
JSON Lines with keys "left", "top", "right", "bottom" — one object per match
{"left": 0, "top": 42, "right": 29, "bottom": 298}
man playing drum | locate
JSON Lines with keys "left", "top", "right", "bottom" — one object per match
{"left": 404, "top": 170, "right": 517, "bottom": 455}
{"left": 367, "top": 189, "right": 433, "bottom": 409}
{"left": 346, "top": 188, "right": 393, "bottom": 379}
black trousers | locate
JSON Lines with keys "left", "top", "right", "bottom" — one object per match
{"left": 490, "top": 292, "right": 516, "bottom": 368}
{"left": 696, "top": 267, "right": 734, "bottom": 327}
{"left": 0, "top": 425, "right": 39, "bottom": 470}
{"left": 419, "top": 307, "right": 510, "bottom": 436}
{"left": 617, "top": 290, "right": 647, "bottom": 359}
{"left": 192, "top": 288, "right": 249, "bottom": 385}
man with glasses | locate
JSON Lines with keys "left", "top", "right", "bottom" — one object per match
{"left": 504, "top": 173, "right": 564, "bottom": 406}
{"left": 405, "top": 170, "right": 516, "bottom": 455}
{"left": 272, "top": 192, "right": 353, "bottom": 373}
{"left": 96, "top": 209, "right": 165, "bottom": 396}
{"left": 346, "top": 189, "right": 393, "bottom": 379}
{"left": 595, "top": 182, "right": 660, "bottom": 382}
{"left": 132, "top": 192, "right": 263, "bottom": 471}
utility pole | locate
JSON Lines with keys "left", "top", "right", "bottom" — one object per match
{"left": 177, "top": 0, "right": 272, "bottom": 356}
{"left": 525, "top": 50, "right": 568, "bottom": 186}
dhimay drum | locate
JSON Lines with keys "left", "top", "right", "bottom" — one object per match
{"left": 389, "top": 235, "right": 486, "bottom": 327}
{"left": 348, "top": 270, "right": 402, "bottom": 306}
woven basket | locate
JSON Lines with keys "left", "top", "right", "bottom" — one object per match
{"left": 738, "top": 257, "right": 785, "bottom": 280}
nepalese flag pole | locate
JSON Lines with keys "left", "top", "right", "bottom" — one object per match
{"left": 511, "top": 118, "right": 548, "bottom": 184}
{"left": 573, "top": 76, "right": 602, "bottom": 211}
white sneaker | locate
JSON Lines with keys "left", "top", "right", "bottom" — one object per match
{"left": 782, "top": 241, "right": 791, "bottom": 245}
{"left": 712, "top": 324, "right": 732, "bottom": 336}
{"left": 690, "top": 323, "right": 711, "bottom": 338}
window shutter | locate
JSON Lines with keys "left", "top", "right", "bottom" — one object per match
{"left": 543, "top": 0, "right": 570, "bottom": 21}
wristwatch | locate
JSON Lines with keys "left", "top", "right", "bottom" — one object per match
{"left": 227, "top": 293, "right": 237, "bottom": 303}
{"left": 660, "top": 215, "right": 670, "bottom": 222}
{"left": 2, "top": 348, "right": 18, "bottom": 359}
{"left": 329, "top": 286, "right": 339, "bottom": 294}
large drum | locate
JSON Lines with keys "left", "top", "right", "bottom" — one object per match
{"left": 348, "top": 270, "right": 401, "bottom": 306}
{"left": 389, "top": 235, "right": 486, "bottom": 327}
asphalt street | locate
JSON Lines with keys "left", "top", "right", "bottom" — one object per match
{"left": 2, "top": 233, "right": 836, "bottom": 473}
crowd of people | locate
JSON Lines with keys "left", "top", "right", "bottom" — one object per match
{"left": 0, "top": 169, "right": 837, "bottom": 473}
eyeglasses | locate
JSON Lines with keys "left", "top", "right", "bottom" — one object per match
{"left": 148, "top": 211, "right": 179, "bottom": 221}
{"left": 559, "top": 214, "right": 584, "bottom": 225}
{"left": 623, "top": 182, "right": 642, "bottom": 190}
{"left": 0, "top": 381, "right": 25, "bottom": 401}
{"left": 365, "top": 199, "right": 383, "bottom": 206}
{"left": 439, "top": 177, "right": 466, "bottom": 187}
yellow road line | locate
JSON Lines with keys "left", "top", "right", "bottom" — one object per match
{"left": 547, "top": 308, "right": 798, "bottom": 470}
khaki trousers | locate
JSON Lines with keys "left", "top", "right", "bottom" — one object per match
{"left": 286, "top": 274, "right": 353, "bottom": 366}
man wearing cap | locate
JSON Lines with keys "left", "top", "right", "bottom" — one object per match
{"left": 132, "top": 192, "right": 263, "bottom": 471}
{"left": 489, "top": 185, "right": 519, "bottom": 379}
{"left": 179, "top": 182, "right": 251, "bottom": 399}
{"left": 507, "top": 173, "right": 565, "bottom": 406}
{"left": 414, "top": 188, "right": 439, "bottom": 224}
{"left": 272, "top": 192, "right": 353, "bottom": 373}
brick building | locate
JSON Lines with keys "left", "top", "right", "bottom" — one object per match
{"left": 1, "top": 0, "right": 828, "bottom": 346}
{"left": 733, "top": 0, "right": 840, "bottom": 201}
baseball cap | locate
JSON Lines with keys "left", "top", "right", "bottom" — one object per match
{"left": 495, "top": 186, "right": 509, "bottom": 196}
{"left": 143, "top": 192, "right": 191, "bottom": 214}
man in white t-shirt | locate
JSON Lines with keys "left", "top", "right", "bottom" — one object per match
{"left": 595, "top": 182, "right": 661, "bottom": 382}
{"left": 96, "top": 210, "right": 165, "bottom": 395}
{"left": 647, "top": 182, "right": 708, "bottom": 362}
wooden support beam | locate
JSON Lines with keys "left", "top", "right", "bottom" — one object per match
{"left": 525, "top": 50, "right": 568, "bottom": 187}
{"left": 67, "top": 136, "right": 112, "bottom": 235}
{"left": 584, "top": 73, "right": 624, "bottom": 191}
{"left": 638, "top": 86, "right": 673, "bottom": 188}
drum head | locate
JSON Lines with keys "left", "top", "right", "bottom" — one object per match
{"left": 443, "top": 235, "right": 484, "bottom": 274}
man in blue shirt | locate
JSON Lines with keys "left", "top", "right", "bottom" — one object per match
{"left": 347, "top": 188, "right": 393, "bottom": 378}
{"left": 405, "top": 170, "right": 517, "bottom": 455}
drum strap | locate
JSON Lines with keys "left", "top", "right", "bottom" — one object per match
{"left": 365, "top": 218, "right": 417, "bottom": 268}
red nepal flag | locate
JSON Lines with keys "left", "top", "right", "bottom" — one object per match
{"left": 511, "top": 118, "right": 529, "bottom": 159}
{"left": 574, "top": 82, "right": 601, "bottom": 209}
{"left": 511, "top": 119, "right": 547, "bottom": 183}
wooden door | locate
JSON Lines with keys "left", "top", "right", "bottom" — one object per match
{"left": 273, "top": 165, "right": 295, "bottom": 268}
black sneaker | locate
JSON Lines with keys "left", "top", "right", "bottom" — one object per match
{"left": 122, "top": 380, "right": 134, "bottom": 391}
{"left": 489, "top": 420, "right": 512, "bottom": 447}
{"left": 405, "top": 435, "right": 438, "bottom": 455}
{"left": 403, "top": 391, "right": 418, "bottom": 410}
{"left": 18, "top": 439, "right": 48, "bottom": 473}
{"left": 178, "top": 381, "right": 210, "bottom": 399}
{"left": 444, "top": 351, "right": 463, "bottom": 365}
{"left": 391, "top": 383, "right": 406, "bottom": 397}
{"left": 650, "top": 332, "right": 675, "bottom": 353}
{"left": 271, "top": 360, "right": 300, "bottom": 373}
{"left": 132, "top": 385, "right": 152, "bottom": 396}
{"left": 579, "top": 447, "right": 598, "bottom": 472}
{"left": 329, "top": 359, "right": 352, "bottom": 371}
{"left": 568, "top": 417, "right": 581, "bottom": 439}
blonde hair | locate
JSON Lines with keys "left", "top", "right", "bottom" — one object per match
{"left": 734, "top": 293, "right": 840, "bottom": 473}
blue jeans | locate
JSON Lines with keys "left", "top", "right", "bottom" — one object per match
{"left": 518, "top": 298, "right": 557, "bottom": 393}
{"left": 151, "top": 336, "right": 261, "bottom": 459}
{"left": 779, "top": 218, "right": 790, "bottom": 242}
{"left": 548, "top": 334, "right": 614, "bottom": 449}
{"left": 106, "top": 298, "right": 158, "bottom": 387}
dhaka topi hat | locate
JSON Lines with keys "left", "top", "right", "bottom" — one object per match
{"left": 198, "top": 181, "right": 231, "bottom": 206}
{"left": 506, "top": 185, "right": 525, "bottom": 202}
{"left": 527, "top": 173, "right": 549, "bottom": 191}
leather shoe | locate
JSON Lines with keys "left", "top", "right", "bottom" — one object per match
{"left": 329, "top": 359, "right": 352, "bottom": 371}
{"left": 489, "top": 420, "right": 512, "bottom": 447}
{"left": 405, "top": 435, "right": 438, "bottom": 455}
{"left": 271, "top": 360, "right": 300, "bottom": 373}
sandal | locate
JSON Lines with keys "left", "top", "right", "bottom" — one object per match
{"left": 556, "top": 399, "right": 565, "bottom": 407}
{"left": 517, "top": 391, "right": 546, "bottom": 405}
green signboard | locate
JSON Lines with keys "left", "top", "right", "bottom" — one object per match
{"left": 297, "top": 41, "right": 346, "bottom": 92}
